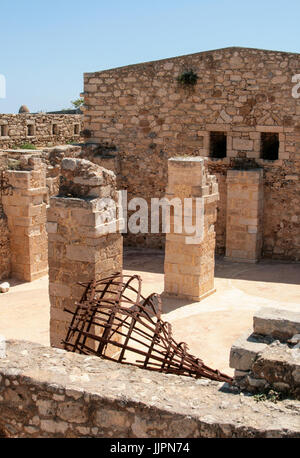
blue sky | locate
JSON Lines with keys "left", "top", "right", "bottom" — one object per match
{"left": 0, "top": 0, "right": 299, "bottom": 113}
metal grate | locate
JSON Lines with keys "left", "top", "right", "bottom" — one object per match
{"left": 63, "top": 273, "right": 232, "bottom": 384}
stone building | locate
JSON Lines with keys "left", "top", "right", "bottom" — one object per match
{"left": 0, "top": 113, "right": 83, "bottom": 149}
{"left": 82, "top": 46, "right": 300, "bottom": 261}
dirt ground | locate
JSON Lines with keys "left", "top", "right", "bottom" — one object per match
{"left": 0, "top": 248, "right": 299, "bottom": 376}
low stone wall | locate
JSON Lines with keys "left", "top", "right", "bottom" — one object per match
{"left": 0, "top": 114, "right": 83, "bottom": 149}
{"left": 0, "top": 340, "right": 299, "bottom": 438}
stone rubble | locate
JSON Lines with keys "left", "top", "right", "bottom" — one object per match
{"left": 0, "top": 282, "right": 9, "bottom": 293}
{"left": 231, "top": 307, "right": 300, "bottom": 398}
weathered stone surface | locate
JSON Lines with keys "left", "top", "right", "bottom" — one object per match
{"left": 59, "top": 158, "right": 116, "bottom": 198}
{"left": 0, "top": 209, "right": 10, "bottom": 281}
{"left": 254, "top": 307, "right": 300, "bottom": 341}
{"left": 82, "top": 46, "right": 300, "bottom": 261}
{"left": 289, "top": 334, "right": 300, "bottom": 345}
{"left": 0, "top": 340, "right": 299, "bottom": 438}
{"left": 232, "top": 307, "right": 300, "bottom": 396}
{"left": 0, "top": 282, "right": 10, "bottom": 293}
{"left": 164, "top": 157, "right": 218, "bottom": 301}
{"left": 252, "top": 344, "right": 300, "bottom": 397}
{"left": 225, "top": 169, "right": 264, "bottom": 262}
{"left": 0, "top": 113, "right": 82, "bottom": 149}
{"left": 1, "top": 157, "right": 48, "bottom": 282}
{"left": 48, "top": 158, "right": 123, "bottom": 349}
{"left": 229, "top": 331, "right": 268, "bottom": 371}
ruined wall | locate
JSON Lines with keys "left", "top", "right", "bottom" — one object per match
{"left": 83, "top": 47, "right": 300, "bottom": 260}
{"left": 230, "top": 307, "right": 300, "bottom": 398}
{"left": 0, "top": 340, "right": 299, "bottom": 438}
{"left": 0, "top": 208, "right": 10, "bottom": 281}
{"left": 0, "top": 114, "right": 83, "bottom": 149}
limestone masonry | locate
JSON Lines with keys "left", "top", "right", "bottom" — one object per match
{"left": 0, "top": 340, "right": 299, "bottom": 438}
{"left": 2, "top": 157, "right": 48, "bottom": 281}
{"left": 230, "top": 307, "right": 300, "bottom": 397}
{"left": 164, "top": 157, "right": 218, "bottom": 300}
{"left": 0, "top": 46, "right": 299, "bottom": 439}
{"left": 0, "top": 113, "right": 82, "bottom": 149}
{"left": 225, "top": 169, "right": 264, "bottom": 262}
{"left": 47, "top": 158, "right": 123, "bottom": 348}
{"left": 0, "top": 209, "right": 10, "bottom": 281}
{"left": 83, "top": 47, "right": 300, "bottom": 260}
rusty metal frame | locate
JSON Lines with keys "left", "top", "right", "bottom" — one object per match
{"left": 63, "top": 273, "right": 232, "bottom": 384}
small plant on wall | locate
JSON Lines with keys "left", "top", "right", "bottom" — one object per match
{"left": 177, "top": 69, "right": 198, "bottom": 87}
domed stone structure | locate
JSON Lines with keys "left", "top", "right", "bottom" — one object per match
{"left": 18, "top": 105, "right": 30, "bottom": 113}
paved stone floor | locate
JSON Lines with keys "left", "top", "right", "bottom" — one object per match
{"left": 0, "top": 248, "right": 299, "bottom": 375}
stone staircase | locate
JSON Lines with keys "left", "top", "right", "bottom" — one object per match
{"left": 230, "top": 307, "right": 300, "bottom": 397}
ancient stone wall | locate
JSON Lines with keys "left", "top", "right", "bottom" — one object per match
{"left": 0, "top": 146, "right": 83, "bottom": 282}
{"left": 83, "top": 47, "right": 300, "bottom": 260}
{"left": 0, "top": 113, "right": 83, "bottom": 149}
{"left": 47, "top": 158, "right": 123, "bottom": 348}
{"left": 0, "top": 340, "right": 299, "bottom": 438}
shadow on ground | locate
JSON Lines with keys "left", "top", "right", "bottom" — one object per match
{"left": 124, "top": 247, "right": 300, "bottom": 286}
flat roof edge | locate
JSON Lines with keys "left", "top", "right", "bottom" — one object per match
{"left": 85, "top": 46, "right": 300, "bottom": 77}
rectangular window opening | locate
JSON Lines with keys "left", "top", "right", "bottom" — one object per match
{"left": 0, "top": 125, "right": 8, "bottom": 136}
{"left": 260, "top": 132, "right": 279, "bottom": 160}
{"left": 209, "top": 131, "right": 227, "bottom": 158}
{"left": 52, "top": 124, "right": 58, "bottom": 135}
{"left": 74, "top": 124, "right": 80, "bottom": 135}
{"left": 27, "top": 124, "right": 35, "bottom": 136}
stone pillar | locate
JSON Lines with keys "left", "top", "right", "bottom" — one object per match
{"left": 225, "top": 169, "right": 264, "bottom": 263}
{"left": 164, "top": 157, "right": 219, "bottom": 301}
{"left": 2, "top": 158, "right": 48, "bottom": 281}
{"left": 48, "top": 158, "right": 123, "bottom": 348}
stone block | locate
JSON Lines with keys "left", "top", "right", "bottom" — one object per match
{"left": 252, "top": 344, "right": 300, "bottom": 395}
{"left": 253, "top": 307, "right": 300, "bottom": 341}
{"left": 229, "top": 331, "right": 268, "bottom": 371}
{"left": 232, "top": 138, "right": 253, "bottom": 151}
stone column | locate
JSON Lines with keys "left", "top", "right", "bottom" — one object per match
{"left": 164, "top": 157, "right": 219, "bottom": 301}
{"left": 2, "top": 157, "right": 48, "bottom": 281}
{"left": 225, "top": 169, "right": 264, "bottom": 263}
{"left": 48, "top": 158, "right": 123, "bottom": 348}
